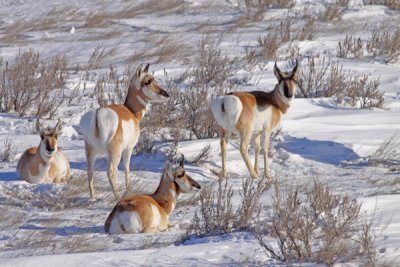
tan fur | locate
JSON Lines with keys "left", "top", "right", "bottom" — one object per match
{"left": 104, "top": 158, "right": 200, "bottom": 234}
{"left": 83, "top": 64, "right": 170, "bottom": 200}
{"left": 17, "top": 122, "right": 71, "bottom": 184}
{"left": 214, "top": 61, "right": 299, "bottom": 179}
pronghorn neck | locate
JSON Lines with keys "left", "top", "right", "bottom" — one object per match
{"left": 151, "top": 169, "right": 180, "bottom": 215}
{"left": 124, "top": 81, "right": 149, "bottom": 121}
{"left": 273, "top": 84, "right": 291, "bottom": 114}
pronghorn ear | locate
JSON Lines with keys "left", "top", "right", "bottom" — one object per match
{"left": 164, "top": 160, "right": 174, "bottom": 179}
{"left": 290, "top": 60, "right": 300, "bottom": 81}
{"left": 143, "top": 63, "right": 150, "bottom": 73}
{"left": 273, "top": 62, "right": 283, "bottom": 82}
{"left": 54, "top": 119, "right": 62, "bottom": 134}
{"left": 135, "top": 64, "right": 142, "bottom": 79}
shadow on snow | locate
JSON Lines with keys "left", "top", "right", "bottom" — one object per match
{"left": 278, "top": 136, "right": 360, "bottom": 165}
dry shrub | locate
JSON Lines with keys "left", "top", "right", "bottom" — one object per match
{"left": 321, "top": 4, "right": 344, "bottom": 22}
{"left": 141, "top": 35, "right": 240, "bottom": 140}
{"left": 0, "top": 50, "right": 67, "bottom": 118}
{"left": 257, "top": 33, "right": 280, "bottom": 60}
{"left": 128, "top": 35, "right": 188, "bottom": 64}
{"left": 242, "top": 0, "right": 295, "bottom": 13}
{"left": 363, "top": 0, "right": 400, "bottom": 10}
{"left": 1, "top": 136, "right": 17, "bottom": 162}
{"left": 189, "top": 177, "right": 270, "bottom": 236}
{"left": 187, "top": 144, "right": 213, "bottom": 165}
{"left": 369, "top": 133, "right": 400, "bottom": 168}
{"left": 298, "top": 53, "right": 332, "bottom": 98}
{"left": 336, "top": 0, "right": 350, "bottom": 6}
{"left": 193, "top": 35, "right": 238, "bottom": 85}
{"left": 255, "top": 180, "right": 375, "bottom": 265}
{"left": 94, "top": 64, "right": 132, "bottom": 107}
{"left": 337, "top": 35, "right": 364, "bottom": 59}
{"left": 279, "top": 13, "right": 316, "bottom": 43}
{"left": 299, "top": 54, "right": 384, "bottom": 108}
{"left": 367, "top": 26, "right": 400, "bottom": 63}
{"left": 68, "top": 45, "right": 107, "bottom": 106}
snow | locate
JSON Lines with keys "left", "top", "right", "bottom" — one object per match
{"left": 0, "top": 0, "right": 400, "bottom": 266}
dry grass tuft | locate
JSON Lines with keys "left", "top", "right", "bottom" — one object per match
{"left": 0, "top": 50, "right": 67, "bottom": 118}
{"left": 1, "top": 136, "right": 17, "bottom": 162}
{"left": 189, "top": 177, "right": 270, "bottom": 236}
{"left": 255, "top": 180, "right": 376, "bottom": 265}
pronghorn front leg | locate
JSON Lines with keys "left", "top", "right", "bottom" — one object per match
{"left": 254, "top": 133, "right": 261, "bottom": 177}
{"left": 262, "top": 130, "right": 272, "bottom": 179}
{"left": 239, "top": 131, "right": 259, "bottom": 178}
{"left": 85, "top": 142, "right": 96, "bottom": 198}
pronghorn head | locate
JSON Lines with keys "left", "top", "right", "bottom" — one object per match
{"left": 274, "top": 60, "right": 299, "bottom": 100}
{"left": 39, "top": 120, "right": 62, "bottom": 157}
{"left": 164, "top": 155, "right": 201, "bottom": 193}
{"left": 134, "top": 63, "right": 170, "bottom": 103}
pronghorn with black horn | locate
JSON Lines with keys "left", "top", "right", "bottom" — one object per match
{"left": 211, "top": 60, "right": 299, "bottom": 178}
{"left": 17, "top": 120, "right": 71, "bottom": 183}
{"left": 79, "top": 64, "right": 170, "bottom": 199}
{"left": 104, "top": 155, "right": 201, "bottom": 234}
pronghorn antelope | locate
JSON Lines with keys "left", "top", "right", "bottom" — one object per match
{"left": 211, "top": 61, "right": 299, "bottom": 179}
{"left": 104, "top": 155, "right": 201, "bottom": 234}
{"left": 17, "top": 121, "right": 71, "bottom": 184}
{"left": 79, "top": 64, "right": 170, "bottom": 199}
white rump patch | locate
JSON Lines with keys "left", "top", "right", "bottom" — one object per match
{"left": 109, "top": 211, "right": 143, "bottom": 234}
{"left": 211, "top": 95, "right": 242, "bottom": 133}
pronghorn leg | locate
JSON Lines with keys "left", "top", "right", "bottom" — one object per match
{"left": 220, "top": 128, "right": 231, "bottom": 178}
{"left": 107, "top": 149, "right": 122, "bottom": 200}
{"left": 254, "top": 133, "right": 261, "bottom": 177}
{"left": 262, "top": 130, "right": 272, "bottom": 179}
{"left": 122, "top": 148, "right": 133, "bottom": 191}
{"left": 239, "top": 131, "right": 258, "bottom": 178}
{"left": 85, "top": 142, "right": 96, "bottom": 198}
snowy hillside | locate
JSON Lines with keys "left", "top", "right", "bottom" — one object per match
{"left": 0, "top": 0, "right": 400, "bottom": 266}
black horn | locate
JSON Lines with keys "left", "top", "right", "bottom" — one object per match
{"left": 143, "top": 63, "right": 150, "bottom": 73}
{"left": 180, "top": 154, "right": 185, "bottom": 167}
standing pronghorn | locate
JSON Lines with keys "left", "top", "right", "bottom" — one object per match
{"left": 79, "top": 64, "right": 170, "bottom": 199}
{"left": 104, "top": 155, "right": 201, "bottom": 234}
{"left": 17, "top": 121, "right": 71, "bottom": 183}
{"left": 211, "top": 61, "right": 299, "bottom": 178}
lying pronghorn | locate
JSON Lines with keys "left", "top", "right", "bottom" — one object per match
{"left": 211, "top": 61, "right": 299, "bottom": 178}
{"left": 17, "top": 121, "right": 71, "bottom": 183}
{"left": 104, "top": 155, "right": 201, "bottom": 234}
{"left": 79, "top": 64, "right": 170, "bottom": 199}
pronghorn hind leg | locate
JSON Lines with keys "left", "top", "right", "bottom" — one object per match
{"left": 107, "top": 148, "right": 122, "bottom": 200}
{"left": 262, "top": 130, "right": 272, "bottom": 179}
{"left": 85, "top": 142, "right": 96, "bottom": 198}
{"left": 254, "top": 133, "right": 261, "bottom": 177}
{"left": 220, "top": 128, "right": 231, "bottom": 178}
{"left": 239, "top": 130, "right": 259, "bottom": 179}
{"left": 122, "top": 147, "right": 133, "bottom": 192}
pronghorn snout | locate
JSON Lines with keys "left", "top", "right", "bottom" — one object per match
{"left": 174, "top": 154, "right": 201, "bottom": 193}
{"left": 45, "top": 140, "right": 55, "bottom": 153}
{"left": 159, "top": 87, "right": 170, "bottom": 98}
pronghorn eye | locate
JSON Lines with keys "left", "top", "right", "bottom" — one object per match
{"left": 177, "top": 171, "right": 185, "bottom": 178}
{"left": 143, "top": 79, "right": 151, "bottom": 86}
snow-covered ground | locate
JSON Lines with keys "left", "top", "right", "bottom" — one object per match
{"left": 0, "top": 0, "right": 400, "bottom": 266}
